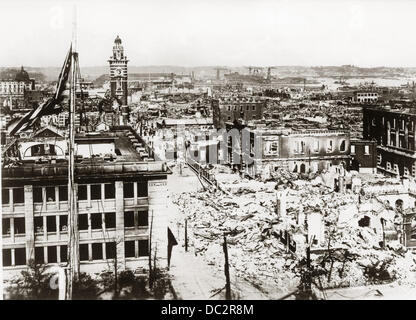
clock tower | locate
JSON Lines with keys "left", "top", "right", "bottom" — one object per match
{"left": 108, "top": 35, "right": 128, "bottom": 106}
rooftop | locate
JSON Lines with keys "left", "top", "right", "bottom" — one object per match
{"left": 2, "top": 126, "right": 169, "bottom": 183}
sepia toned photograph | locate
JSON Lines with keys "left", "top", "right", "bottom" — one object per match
{"left": 1, "top": 0, "right": 416, "bottom": 307}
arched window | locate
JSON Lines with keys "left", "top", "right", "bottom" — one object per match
{"left": 340, "top": 140, "right": 346, "bottom": 152}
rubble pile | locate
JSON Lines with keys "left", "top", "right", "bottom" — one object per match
{"left": 172, "top": 173, "right": 416, "bottom": 295}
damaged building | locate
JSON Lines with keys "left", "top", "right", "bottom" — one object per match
{"left": 212, "top": 95, "right": 266, "bottom": 129}
{"left": 363, "top": 106, "right": 416, "bottom": 178}
{"left": 1, "top": 125, "right": 170, "bottom": 280}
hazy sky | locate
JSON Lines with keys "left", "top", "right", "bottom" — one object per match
{"left": 2, "top": 0, "right": 416, "bottom": 68}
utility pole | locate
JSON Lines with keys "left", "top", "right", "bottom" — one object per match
{"left": 303, "top": 214, "right": 313, "bottom": 299}
{"left": 184, "top": 218, "right": 188, "bottom": 252}
{"left": 223, "top": 235, "right": 231, "bottom": 300}
{"left": 381, "top": 218, "right": 386, "bottom": 248}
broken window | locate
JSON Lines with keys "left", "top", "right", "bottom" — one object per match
{"left": 46, "top": 187, "right": 55, "bottom": 202}
{"left": 313, "top": 140, "right": 319, "bottom": 153}
{"left": 364, "top": 145, "right": 370, "bottom": 155}
{"left": 14, "top": 217, "right": 25, "bottom": 235}
{"left": 327, "top": 140, "right": 333, "bottom": 152}
{"left": 104, "top": 183, "right": 115, "bottom": 199}
{"left": 59, "top": 186, "right": 68, "bottom": 202}
{"left": 138, "top": 240, "right": 149, "bottom": 257}
{"left": 59, "top": 215, "right": 68, "bottom": 232}
{"left": 124, "top": 211, "right": 135, "bottom": 228}
{"left": 34, "top": 216, "right": 44, "bottom": 233}
{"left": 125, "top": 240, "right": 135, "bottom": 258}
{"left": 91, "top": 184, "right": 101, "bottom": 200}
{"left": 2, "top": 219, "right": 10, "bottom": 236}
{"left": 105, "top": 242, "right": 116, "bottom": 259}
{"left": 123, "top": 182, "right": 134, "bottom": 198}
{"left": 351, "top": 145, "right": 355, "bottom": 154}
{"left": 15, "top": 247, "right": 26, "bottom": 266}
{"left": 47, "top": 216, "right": 56, "bottom": 233}
{"left": 137, "top": 182, "right": 148, "bottom": 197}
{"left": 340, "top": 140, "right": 346, "bottom": 152}
{"left": 386, "top": 162, "right": 392, "bottom": 171}
{"left": 293, "top": 164, "right": 298, "bottom": 173}
{"left": 13, "top": 188, "right": 24, "bottom": 204}
{"left": 92, "top": 243, "right": 103, "bottom": 260}
{"left": 79, "top": 244, "right": 89, "bottom": 261}
{"left": 33, "top": 187, "right": 43, "bottom": 203}
{"left": 47, "top": 246, "right": 57, "bottom": 263}
{"left": 78, "top": 185, "right": 87, "bottom": 200}
{"left": 79, "top": 214, "right": 88, "bottom": 230}
{"left": 60, "top": 245, "right": 68, "bottom": 262}
{"left": 138, "top": 211, "right": 149, "bottom": 227}
{"left": 3, "top": 249, "right": 11, "bottom": 267}
{"left": 2, "top": 188, "right": 9, "bottom": 205}
{"left": 91, "top": 213, "right": 102, "bottom": 230}
{"left": 35, "top": 247, "right": 44, "bottom": 264}
{"left": 105, "top": 212, "right": 116, "bottom": 229}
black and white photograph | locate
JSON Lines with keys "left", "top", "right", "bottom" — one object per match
{"left": 1, "top": 0, "right": 416, "bottom": 308}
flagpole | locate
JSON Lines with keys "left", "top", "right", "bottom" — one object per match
{"left": 66, "top": 5, "right": 80, "bottom": 300}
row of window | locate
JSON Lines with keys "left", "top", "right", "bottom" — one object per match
{"left": 357, "top": 93, "right": 378, "bottom": 97}
{"left": 2, "top": 211, "right": 148, "bottom": 237}
{"left": 226, "top": 105, "right": 257, "bottom": 112}
{"left": 1, "top": 182, "right": 148, "bottom": 205}
{"left": 378, "top": 117, "right": 415, "bottom": 132}
{"left": 2, "top": 188, "right": 24, "bottom": 205}
{"left": 384, "top": 160, "right": 416, "bottom": 178}
{"left": 2, "top": 240, "right": 149, "bottom": 267}
{"left": 292, "top": 140, "right": 346, "bottom": 154}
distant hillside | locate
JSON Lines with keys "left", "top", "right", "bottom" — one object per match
{"left": 0, "top": 68, "right": 46, "bottom": 82}
{"left": 2, "top": 65, "right": 416, "bottom": 82}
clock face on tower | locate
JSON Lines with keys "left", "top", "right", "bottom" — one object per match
{"left": 116, "top": 68, "right": 122, "bottom": 76}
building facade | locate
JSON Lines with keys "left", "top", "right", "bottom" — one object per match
{"left": 212, "top": 96, "right": 265, "bottom": 129}
{"left": 363, "top": 106, "right": 416, "bottom": 178}
{"left": 353, "top": 91, "right": 379, "bottom": 104}
{"left": 0, "top": 67, "right": 35, "bottom": 98}
{"left": 2, "top": 126, "right": 169, "bottom": 280}
{"left": 243, "top": 129, "right": 351, "bottom": 178}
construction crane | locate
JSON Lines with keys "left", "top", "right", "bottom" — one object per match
{"left": 214, "top": 67, "right": 229, "bottom": 80}
{"left": 267, "top": 67, "right": 277, "bottom": 81}
{"left": 246, "top": 66, "right": 263, "bottom": 76}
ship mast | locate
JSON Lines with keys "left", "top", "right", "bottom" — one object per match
{"left": 66, "top": 5, "right": 80, "bottom": 300}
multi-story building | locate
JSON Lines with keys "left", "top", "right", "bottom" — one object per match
{"left": 212, "top": 95, "right": 265, "bottom": 129}
{"left": 363, "top": 106, "right": 416, "bottom": 178}
{"left": 353, "top": 91, "right": 379, "bottom": 104}
{"left": 2, "top": 125, "right": 170, "bottom": 280}
{"left": 241, "top": 128, "right": 350, "bottom": 178}
{"left": 0, "top": 67, "right": 35, "bottom": 98}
